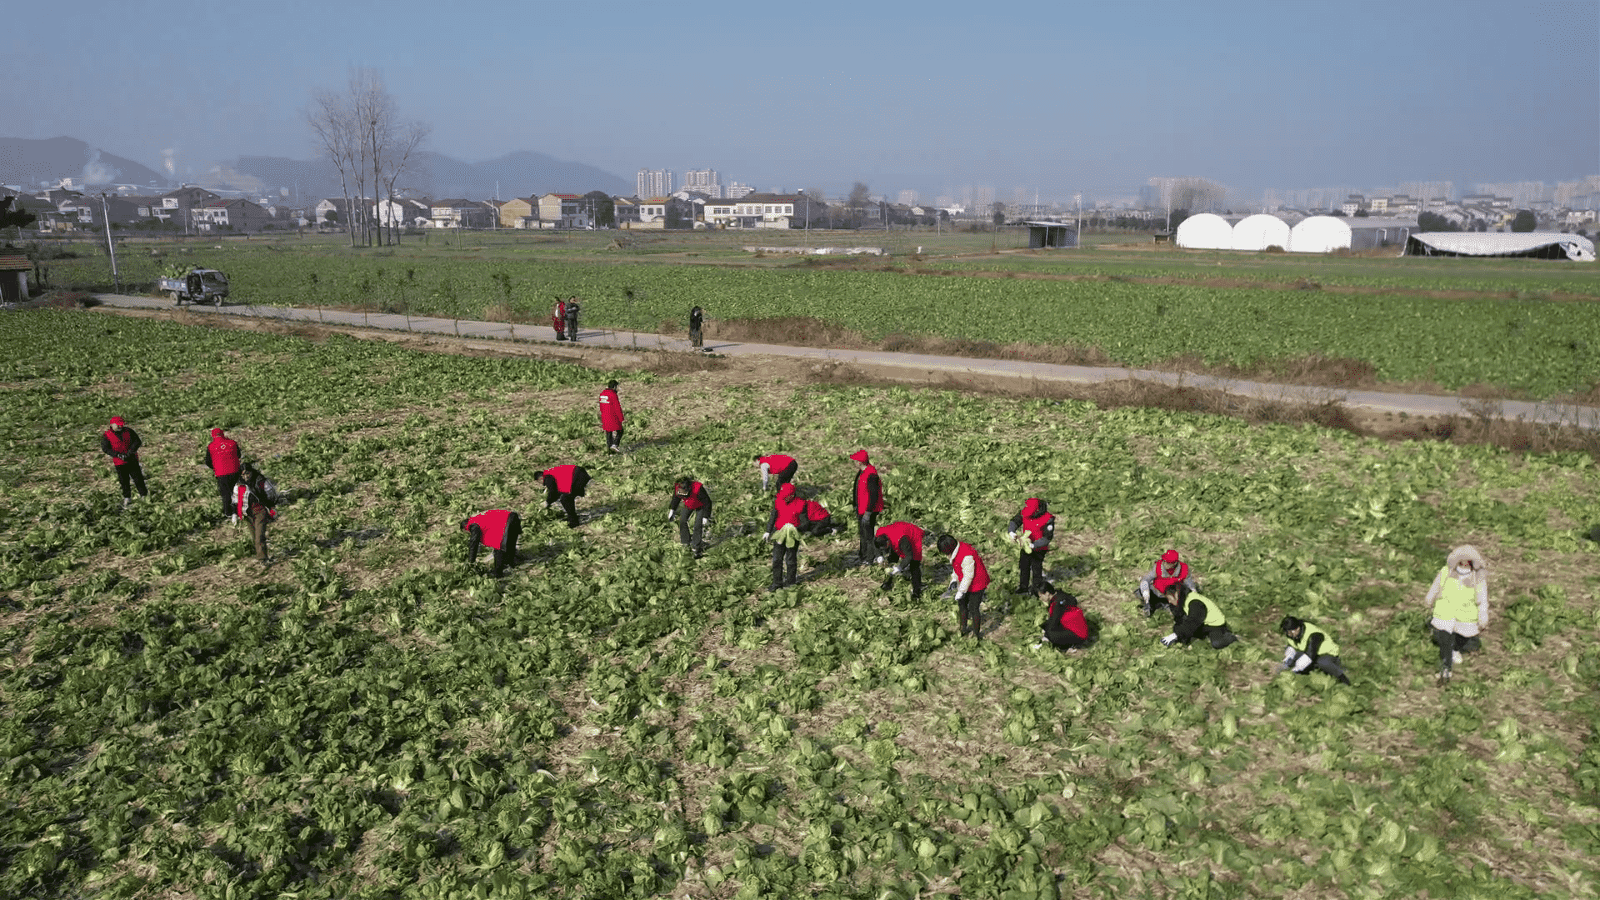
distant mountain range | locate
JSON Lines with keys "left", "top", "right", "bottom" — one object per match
{"left": 1, "top": 137, "right": 631, "bottom": 202}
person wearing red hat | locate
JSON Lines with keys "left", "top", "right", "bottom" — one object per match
{"left": 937, "top": 533, "right": 990, "bottom": 639}
{"left": 599, "top": 380, "right": 625, "bottom": 453}
{"left": 461, "top": 509, "right": 523, "bottom": 577}
{"left": 753, "top": 453, "right": 797, "bottom": 493}
{"left": 100, "top": 416, "right": 148, "bottom": 509}
{"left": 1006, "top": 498, "right": 1055, "bottom": 595}
{"left": 850, "top": 449, "right": 884, "bottom": 564}
{"left": 199, "top": 427, "right": 243, "bottom": 520}
{"left": 1138, "top": 549, "right": 1198, "bottom": 617}
{"left": 764, "top": 482, "right": 808, "bottom": 590}
{"left": 540, "top": 464, "right": 591, "bottom": 528}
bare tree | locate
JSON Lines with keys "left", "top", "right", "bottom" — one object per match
{"left": 306, "top": 88, "right": 359, "bottom": 246}
{"left": 307, "top": 68, "right": 429, "bottom": 247}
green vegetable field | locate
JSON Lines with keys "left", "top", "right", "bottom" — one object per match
{"left": 2, "top": 306, "right": 1598, "bottom": 899}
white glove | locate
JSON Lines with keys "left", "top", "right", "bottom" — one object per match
{"left": 1283, "top": 646, "right": 1297, "bottom": 664}
{"left": 874, "top": 555, "right": 885, "bottom": 565}
{"left": 761, "top": 532, "right": 770, "bottom": 542}
{"left": 953, "top": 592, "right": 965, "bottom": 603}
{"left": 1161, "top": 634, "right": 1178, "bottom": 647}
{"left": 667, "top": 510, "right": 675, "bottom": 521}
{"left": 1291, "top": 654, "right": 1313, "bottom": 674}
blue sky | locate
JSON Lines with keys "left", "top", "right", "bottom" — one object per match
{"left": 5, "top": 0, "right": 1595, "bottom": 206}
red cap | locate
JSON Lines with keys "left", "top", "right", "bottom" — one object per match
{"left": 109, "top": 416, "right": 125, "bottom": 427}
{"left": 211, "top": 428, "right": 224, "bottom": 437}
{"left": 777, "top": 483, "right": 796, "bottom": 501}
{"left": 1161, "top": 549, "right": 1180, "bottom": 564}
{"left": 849, "top": 449, "right": 869, "bottom": 463}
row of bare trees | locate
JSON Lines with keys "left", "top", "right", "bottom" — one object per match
{"left": 306, "top": 69, "right": 429, "bottom": 247}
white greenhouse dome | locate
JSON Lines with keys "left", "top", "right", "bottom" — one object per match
{"left": 1288, "top": 216, "right": 1353, "bottom": 253}
{"left": 1174, "top": 213, "right": 1232, "bottom": 250}
{"left": 1231, "top": 214, "right": 1291, "bottom": 251}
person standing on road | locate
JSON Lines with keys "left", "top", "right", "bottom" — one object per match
{"left": 552, "top": 298, "right": 568, "bottom": 341}
{"left": 1037, "top": 583, "right": 1089, "bottom": 651}
{"left": 599, "top": 380, "right": 625, "bottom": 452}
{"left": 1007, "top": 498, "right": 1055, "bottom": 595}
{"left": 688, "top": 305, "right": 705, "bottom": 350}
{"left": 937, "top": 533, "right": 990, "bottom": 640}
{"left": 564, "top": 296, "right": 582, "bottom": 343}
{"left": 850, "top": 449, "right": 884, "bottom": 564}
{"left": 874, "top": 520, "right": 926, "bottom": 601}
{"left": 1278, "top": 616, "right": 1352, "bottom": 684}
{"left": 462, "top": 509, "right": 523, "bottom": 577}
{"left": 1138, "top": 549, "right": 1199, "bottom": 618}
{"left": 101, "top": 416, "right": 149, "bottom": 509}
{"left": 1423, "top": 544, "right": 1490, "bottom": 682}
{"left": 232, "top": 463, "right": 277, "bottom": 565}
{"left": 540, "top": 464, "right": 591, "bottom": 528}
{"left": 668, "top": 476, "right": 713, "bottom": 558}
{"left": 765, "top": 482, "right": 807, "bottom": 591}
{"left": 754, "top": 453, "right": 797, "bottom": 493}
{"left": 1159, "top": 583, "right": 1238, "bottom": 649}
{"left": 200, "top": 427, "right": 242, "bottom": 521}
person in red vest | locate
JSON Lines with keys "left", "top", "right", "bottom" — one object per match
{"left": 873, "top": 520, "right": 925, "bottom": 601}
{"left": 552, "top": 298, "right": 567, "bottom": 341}
{"left": 540, "top": 464, "right": 591, "bottom": 528}
{"left": 937, "top": 533, "right": 990, "bottom": 639}
{"left": 599, "top": 380, "right": 625, "bottom": 453}
{"left": 461, "top": 509, "right": 523, "bottom": 577}
{"left": 850, "top": 449, "right": 884, "bottom": 564}
{"left": 798, "top": 497, "right": 839, "bottom": 537}
{"left": 232, "top": 463, "right": 278, "bottom": 565}
{"left": 1007, "top": 498, "right": 1055, "bottom": 595}
{"left": 1138, "top": 549, "right": 1198, "bottom": 618}
{"left": 100, "top": 416, "right": 149, "bottom": 509}
{"left": 1036, "top": 583, "right": 1089, "bottom": 651}
{"left": 764, "top": 482, "right": 807, "bottom": 591}
{"left": 667, "top": 476, "right": 713, "bottom": 558}
{"left": 753, "top": 453, "right": 797, "bottom": 492}
{"left": 199, "top": 427, "right": 242, "bottom": 520}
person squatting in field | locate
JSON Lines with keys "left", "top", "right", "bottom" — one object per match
{"left": 667, "top": 476, "right": 712, "bottom": 558}
{"left": 754, "top": 453, "right": 797, "bottom": 492}
{"left": 201, "top": 427, "right": 243, "bottom": 520}
{"left": 850, "top": 449, "right": 884, "bottom": 564}
{"left": 1424, "top": 544, "right": 1489, "bottom": 682}
{"left": 1007, "top": 498, "right": 1055, "bottom": 595}
{"left": 101, "top": 416, "right": 149, "bottom": 508}
{"left": 798, "top": 497, "right": 839, "bottom": 538}
{"left": 938, "top": 533, "right": 990, "bottom": 639}
{"left": 462, "top": 509, "right": 523, "bottom": 577}
{"left": 765, "top": 482, "right": 807, "bottom": 590}
{"left": 1160, "top": 582, "right": 1238, "bottom": 649}
{"left": 1138, "top": 549, "right": 1199, "bottom": 618}
{"left": 541, "top": 464, "right": 591, "bottom": 528}
{"left": 1279, "top": 616, "right": 1351, "bottom": 684}
{"left": 874, "top": 520, "right": 926, "bottom": 601}
{"left": 599, "top": 380, "right": 625, "bottom": 453}
{"left": 1037, "top": 583, "right": 1089, "bottom": 651}
{"left": 232, "top": 463, "right": 277, "bottom": 565}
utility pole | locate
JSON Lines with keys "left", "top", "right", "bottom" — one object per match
{"left": 100, "top": 193, "right": 120, "bottom": 291}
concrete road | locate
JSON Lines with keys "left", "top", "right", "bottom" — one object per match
{"left": 88, "top": 293, "right": 1600, "bottom": 431}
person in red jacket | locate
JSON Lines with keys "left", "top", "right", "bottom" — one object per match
{"left": 552, "top": 298, "right": 568, "bottom": 341}
{"left": 850, "top": 449, "right": 884, "bottom": 564}
{"left": 937, "top": 533, "right": 990, "bottom": 639}
{"left": 599, "top": 380, "right": 625, "bottom": 452}
{"left": 200, "top": 427, "right": 242, "bottom": 520}
{"left": 101, "top": 416, "right": 149, "bottom": 509}
{"left": 667, "top": 476, "right": 713, "bottom": 558}
{"left": 1036, "top": 583, "right": 1089, "bottom": 651}
{"left": 1007, "top": 498, "right": 1055, "bottom": 595}
{"left": 753, "top": 453, "right": 797, "bottom": 492}
{"left": 1138, "top": 549, "right": 1199, "bottom": 618}
{"left": 873, "top": 520, "right": 925, "bottom": 601}
{"left": 462, "top": 509, "right": 523, "bottom": 577}
{"left": 541, "top": 464, "right": 591, "bottom": 528}
{"left": 764, "top": 482, "right": 807, "bottom": 590}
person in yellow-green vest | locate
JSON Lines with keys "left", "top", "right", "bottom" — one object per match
{"left": 1279, "top": 616, "right": 1352, "bottom": 684}
{"left": 1423, "top": 544, "right": 1489, "bottom": 682}
{"left": 1159, "top": 583, "right": 1238, "bottom": 649}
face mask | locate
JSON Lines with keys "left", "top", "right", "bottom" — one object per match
{"left": 1456, "top": 565, "right": 1472, "bottom": 576}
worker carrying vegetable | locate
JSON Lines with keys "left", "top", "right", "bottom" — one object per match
{"left": 1159, "top": 582, "right": 1238, "bottom": 649}
{"left": 1278, "top": 616, "right": 1351, "bottom": 684}
{"left": 1006, "top": 497, "right": 1054, "bottom": 595}
{"left": 763, "top": 483, "right": 807, "bottom": 591}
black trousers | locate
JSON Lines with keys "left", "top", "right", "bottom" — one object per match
{"left": 565, "top": 314, "right": 579, "bottom": 341}
{"left": 770, "top": 542, "right": 798, "bottom": 589}
{"left": 1044, "top": 621, "right": 1087, "bottom": 649}
{"left": 605, "top": 428, "right": 623, "bottom": 451}
{"left": 216, "top": 473, "right": 239, "bottom": 517}
{"left": 689, "top": 325, "right": 703, "bottom": 348}
{"left": 115, "top": 460, "right": 148, "bottom": 499}
{"left": 676, "top": 507, "right": 709, "bottom": 554}
{"left": 958, "top": 589, "right": 986, "bottom": 638}
{"left": 467, "top": 513, "right": 522, "bottom": 575}
{"left": 1017, "top": 548, "right": 1045, "bottom": 593}
{"left": 1433, "top": 628, "right": 1481, "bottom": 668}
{"left": 883, "top": 558, "right": 923, "bottom": 599}
{"left": 1296, "top": 654, "right": 1351, "bottom": 683}
{"left": 856, "top": 511, "right": 878, "bottom": 561}
{"left": 1179, "top": 623, "right": 1238, "bottom": 649}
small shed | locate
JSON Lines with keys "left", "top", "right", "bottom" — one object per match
{"left": 1025, "top": 221, "right": 1079, "bottom": 249}
{"left": 0, "top": 255, "right": 30, "bottom": 306}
